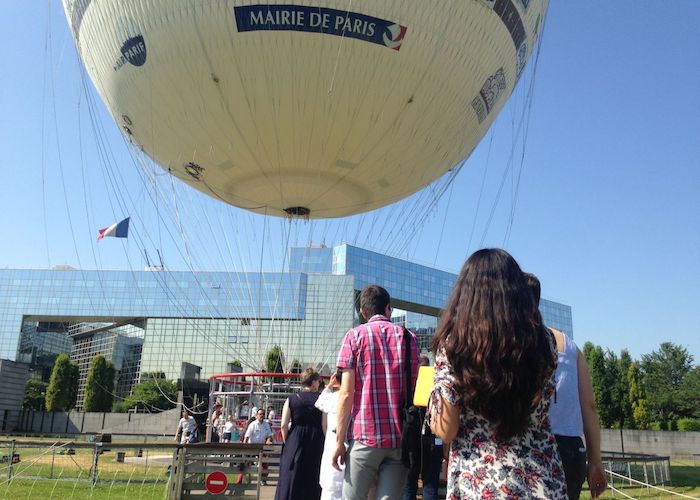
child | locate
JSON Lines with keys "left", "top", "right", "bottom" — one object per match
{"left": 222, "top": 415, "right": 235, "bottom": 443}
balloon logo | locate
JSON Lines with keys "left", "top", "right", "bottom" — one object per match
{"left": 120, "top": 35, "right": 147, "bottom": 67}
{"left": 382, "top": 24, "right": 406, "bottom": 50}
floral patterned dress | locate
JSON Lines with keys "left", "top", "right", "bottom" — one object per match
{"left": 432, "top": 346, "right": 567, "bottom": 499}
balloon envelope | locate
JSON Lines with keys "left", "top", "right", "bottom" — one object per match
{"left": 65, "top": 0, "right": 547, "bottom": 218}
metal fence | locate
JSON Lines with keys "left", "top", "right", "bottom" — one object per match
{"left": 601, "top": 451, "right": 673, "bottom": 487}
{"left": 0, "top": 439, "right": 172, "bottom": 498}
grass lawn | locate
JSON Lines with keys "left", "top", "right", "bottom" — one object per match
{"left": 1, "top": 439, "right": 698, "bottom": 499}
{"left": 0, "top": 440, "right": 171, "bottom": 498}
{"left": 0, "top": 478, "right": 167, "bottom": 499}
{"left": 580, "top": 462, "right": 700, "bottom": 499}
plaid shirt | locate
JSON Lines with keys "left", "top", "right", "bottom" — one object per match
{"left": 337, "top": 315, "right": 419, "bottom": 448}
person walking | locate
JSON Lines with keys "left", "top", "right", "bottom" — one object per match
{"left": 332, "top": 284, "right": 419, "bottom": 500}
{"left": 174, "top": 409, "right": 197, "bottom": 444}
{"left": 275, "top": 368, "right": 324, "bottom": 500}
{"left": 315, "top": 371, "right": 344, "bottom": 500}
{"left": 403, "top": 356, "right": 443, "bottom": 500}
{"left": 526, "top": 273, "right": 607, "bottom": 499}
{"left": 429, "top": 249, "right": 567, "bottom": 499}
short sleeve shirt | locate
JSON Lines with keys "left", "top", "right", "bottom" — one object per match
{"left": 178, "top": 416, "right": 196, "bottom": 435}
{"left": 244, "top": 419, "right": 273, "bottom": 444}
{"left": 337, "top": 314, "right": 419, "bottom": 448}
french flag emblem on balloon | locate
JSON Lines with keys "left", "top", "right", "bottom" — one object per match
{"left": 383, "top": 24, "right": 407, "bottom": 50}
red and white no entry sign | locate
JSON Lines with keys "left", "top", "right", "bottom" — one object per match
{"left": 206, "top": 470, "right": 228, "bottom": 495}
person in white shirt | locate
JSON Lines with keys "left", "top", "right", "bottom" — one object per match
{"left": 174, "top": 410, "right": 197, "bottom": 444}
{"left": 222, "top": 415, "right": 235, "bottom": 443}
{"left": 244, "top": 408, "right": 274, "bottom": 485}
{"left": 315, "top": 371, "right": 344, "bottom": 500}
{"left": 244, "top": 408, "right": 274, "bottom": 444}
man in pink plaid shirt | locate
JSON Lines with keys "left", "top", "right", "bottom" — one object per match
{"left": 331, "top": 285, "right": 419, "bottom": 500}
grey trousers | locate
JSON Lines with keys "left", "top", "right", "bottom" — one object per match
{"left": 343, "top": 441, "right": 408, "bottom": 500}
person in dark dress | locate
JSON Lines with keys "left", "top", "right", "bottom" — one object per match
{"left": 275, "top": 368, "right": 324, "bottom": 500}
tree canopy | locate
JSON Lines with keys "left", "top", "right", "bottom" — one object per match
{"left": 83, "top": 355, "right": 116, "bottom": 412}
{"left": 641, "top": 342, "right": 694, "bottom": 425}
{"left": 23, "top": 379, "right": 47, "bottom": 411}
{"left": 45, "top": 354, "right": 79, "bottom": 412}
{"left": 583, "top": 341, "right": 697, "bottom": 430}
{"left": 113, "top": 377, "right": 178, "bottom": 413}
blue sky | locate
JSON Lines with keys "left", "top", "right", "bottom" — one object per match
{"left": 1, "top": 2, "right": 698, "bottom": 361}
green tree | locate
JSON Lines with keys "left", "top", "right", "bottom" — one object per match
{"left": 618, "top": 350, "right": 634, "bottom": 428}
{"left": 45, "top": 354, "right": 79, "bottom": 411}
{"left": 265, "top": 345, "right": 284, "bottom": 373}
{"left": 603, "top": 350, "right": 624, "bottom": 428}
{"left": 265, "top": 345, "right": 285, "bottom": 383}
{"left": 678, "top": 366, "right": 700, "bottom": 419}
{"left": 584, "top": 343, "right": 616, "bottom": 427}
{"left": 22, "top": 379, "right": 47, "bottom": 411}
{"left": 641, "top": 342, "right": 693, "bottom": 425}
{"left": 83, "top": 355, "right": 116, "bottom": 412}
{"left": 290, "top": 359, "right": 302, "bottom": 374}
{"left": 628, "top": 362, "right": 649, "bottom": 429}
{"left": 67, "top": 361, "right": 80, "bottom": 410}
{"left": 113, "top": 377, "right": 178, "bottom": 413}
{"left": 231, "top": 359, "right": 242, "bottom": 368}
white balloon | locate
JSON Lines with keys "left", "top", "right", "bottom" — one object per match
{"left": 65, "top": 0, "right": 547, "bottom": 218}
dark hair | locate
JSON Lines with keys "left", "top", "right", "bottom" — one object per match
{"left": 360, "top": 285, "right": 391, "bottom": 318}
{"left": 523, "top": 272, "right": 544, "bottom": 325}
{"left": 523, "top": 272, "right": 541, "bottom": 303}
{"left": 300, "top": 367, "right": 320, "bottom": 387}
{"left": 431, "top": 249, "right": 555, "bottom": 441}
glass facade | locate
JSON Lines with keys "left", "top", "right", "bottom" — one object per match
{"left": 540, "top": 298, "right": 574, "bottom": 337}
{"left": 0, "top": 245, "right": 573, "bottom": 405}
{"left": 333, "top": 245, "right": 454, "bottom": 314}
{"left": 70, "top": 321, "right": 145, "bottom": 407}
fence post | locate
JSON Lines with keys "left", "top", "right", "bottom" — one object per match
{"left": 7, "top": 440, "right": 16, "bottom": 479}
{"left": 167, "top": 446, "right": 186, "bottom": 500}
{"left": 643, "top": 462, "right": 649, "bottom": 493}
{"left": 90, "top": 443, "right": 102, "bottom": 485}
{"left": 626, "top": 462, "right": 632, "bottom": 485}
{"left": 50, "top": 445, "right": 56, "bottom": 479}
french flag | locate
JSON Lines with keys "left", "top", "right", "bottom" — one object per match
{"left": 97, "top": 217, "right": 130, "bottom": 241}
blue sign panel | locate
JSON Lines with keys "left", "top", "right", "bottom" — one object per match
{"left": 234, "top": 4, "right": 407, "bottom": 50}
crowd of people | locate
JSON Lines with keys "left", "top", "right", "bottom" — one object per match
{"left": 175, "top": 248, "right": 608, "bottom": 500}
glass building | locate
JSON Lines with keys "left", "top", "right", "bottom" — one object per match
{"left": 0, "top": 244, "right": 573, "bottom": 408}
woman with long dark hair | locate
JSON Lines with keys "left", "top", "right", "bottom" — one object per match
{"left": 429, "top": 248, "right": 567, "bottom": 499}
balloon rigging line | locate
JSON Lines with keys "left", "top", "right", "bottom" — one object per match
{"left": 80, "top": 75, "right": 263, "bottom": 371}
{"left": 433, "top": 181, "right": 455, "bottom": 266}
{"left": 327, "top": 0, "right": 353, "bottom": 95}
{"left": 79, "top": 54, "right": 262, "bottom": 373}
{"left": 466, "top": 130, "right": 495, "bottom": 257}
{"left": 478, "top": 62, "right": 541, "bottom": 249}
{"left": 41, "top": 1, "right": 52, "bottom": 268}
{"left": 77, "top": 85, "right": 113, "bottom": 312}
{"left": 255, "top": 207, "right": 268, "bottom": 367}
{"left": 503, "top": 17, "right": 546, "bottom": 249}
{"left": 170, "top": 170, "right": 193, "bottom": 269}
{"left": 49, "top": 12, "right": 103, "bottom": 319}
